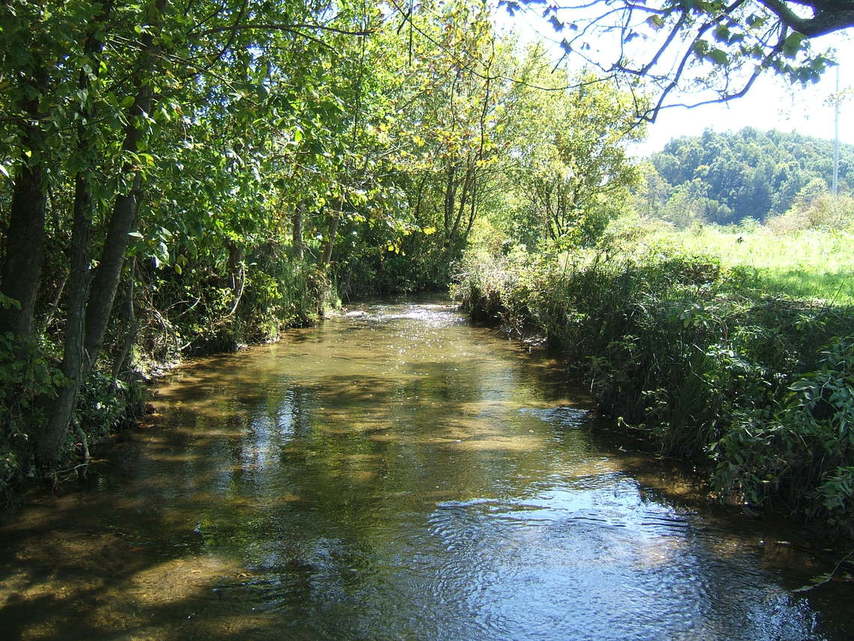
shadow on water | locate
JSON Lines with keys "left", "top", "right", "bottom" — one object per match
{"left": 0, "top": 301, "right": 851, "bottom": 641}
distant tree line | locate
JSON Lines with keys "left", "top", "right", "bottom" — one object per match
{"left": 635, "top": 128, "right": 853, "bottom": 226}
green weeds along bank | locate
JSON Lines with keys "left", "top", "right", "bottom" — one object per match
{"left": 454, "top": 247, "right": 854, "bottom": 539}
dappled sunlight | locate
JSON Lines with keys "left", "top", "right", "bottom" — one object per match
{"left": 125, "top": 556, "right": 240, "bottom": 607}
{"left": 444, "top": 435, "right": 542, "bottom": 453}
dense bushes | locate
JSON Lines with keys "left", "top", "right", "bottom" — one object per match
{"left": 453, "top": 243, "right": 854, "bottom": 537}
{"left": 139, "top": 253, "right": 329, "bottom": 360}
{"left": 712, "top": 336, "right": 854, "bottom": 534}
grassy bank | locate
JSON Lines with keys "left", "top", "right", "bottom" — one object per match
{"left": 453, "top": 242, "right": 854, "bottom": 539}
{"left": 650, "top": 226, "right": 854, "bottom": 305}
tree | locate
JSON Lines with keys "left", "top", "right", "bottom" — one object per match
{"left": 0, "top": 0, "right": 383, "bottom": 467}
{"left": 502, "top": 57, "right": 642, "bottom": 247}
{"left": 500, "top": 0, "right": 851, "bottom": 120}
{"left": 0, "top": 0, "right": 63, "bottom": 343}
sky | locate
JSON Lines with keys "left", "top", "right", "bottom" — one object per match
{"left": 491, "top": 4, "right": 854, "bottom": 156}
{"left": 633, "top": 36, "right": 854, "bottom": 155}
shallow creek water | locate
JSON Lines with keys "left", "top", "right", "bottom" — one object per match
{"left": 0, "top": 301, "right": 851, "bottom": 641}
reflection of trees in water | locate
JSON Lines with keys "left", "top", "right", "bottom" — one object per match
{"left": 3, "top": 311, "right": 846, "bottom": 641}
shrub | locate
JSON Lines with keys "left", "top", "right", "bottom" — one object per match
{"left": 0, "top": 333, "right": 63, "bottom": 500}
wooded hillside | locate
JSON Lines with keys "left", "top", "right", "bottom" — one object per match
{"left": 637, "top": 128, "right": 854, "bottom": 225}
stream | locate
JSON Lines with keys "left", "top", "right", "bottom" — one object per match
{"left": 0, "top": 301, "right": 850, "bottom": 641}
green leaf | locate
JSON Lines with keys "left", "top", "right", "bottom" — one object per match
{"left": 692, "top": 40, "right": 710, "bottom": 57}
{"left": 646, "top": 15, "right": 665, "bottom": 30}
{"left": 713, "top": 26, "right": 730, "bottom": 43}
{"left": 708, "top": 48, "right": 729, "bottom": 65}
{"left": 783, "top": 32, "right": 805, "bottom": 59}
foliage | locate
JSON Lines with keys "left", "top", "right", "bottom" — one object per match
{"left": 0, "top": 333, "right": 63, "bottom": 496}
{"left": 711, "top": 336, "right": 854, "bottom": 536}
{"left": 0, "top": 0, "right": 644, "bottom": 494}
{"left": 506, "top": 69, "right": 643, "bottom": 248}
{"left": 453, "top": 240, "right": 854, "bottom": 536}
{"left": 502, "top": 0, "right": 846, "bottom": 120}
{"left": 636, "top": 128, "right": 854, "bottom": 225}
{"left": 769, "top": 191, "right": 854, "bottom": 233}
{"left": 6, "top": 0, "right": 846, "bottom": 546}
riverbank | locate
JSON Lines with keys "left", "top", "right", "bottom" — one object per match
{"left": 0, "top": 266, "right": 335, "bottom": 509}
{"left": 452, "top": 244, "right": 854, "bottom": 541}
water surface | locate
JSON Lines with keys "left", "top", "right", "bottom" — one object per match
{"left": 0, "top": 302, "right": 850, "bottom": 640}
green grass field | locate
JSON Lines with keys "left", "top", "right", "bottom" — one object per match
{"left": 649, "top": 227, "right": 854, "bottom": 305}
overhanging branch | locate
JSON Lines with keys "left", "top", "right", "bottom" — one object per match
{"left": 758, "top": 0, "right": 854, "bottom": 36}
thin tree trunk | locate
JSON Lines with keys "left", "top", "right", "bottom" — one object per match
{"left": 39, "top": 0, "right": 115, "bottom": 464}
{"left": 41, "top": 177, "right": 97, "bottom": 461}
{"left": 292, "top": 203, "right": 304, "bottom": 260}
{"left": 225, "top": 242, "right": 245, "bottom": 316}
{"left": 112, "top": 261, "right": 138, "bottom": 380}
{"left": 443, "top": 163, "right": 456, "bottom": 240}
{"left": 84, "top": 0, "right": 166, "bottom": 366}
{"left": 321, "top": 197, "right": 343, "bottom": 267}
{"left": 322, "top": 214, "right": 340, "bottom": 267}
{"left": 464, "top": 183, "right": 478, "bottom": 240}
{"left": 38, "top": 272, "right": 68, "bottom": 335}
{"left": 37, "top": 0, "right": 166, "bottom": 464}
{"left": 450, "top": 162, "right": 475, "bottom": 240}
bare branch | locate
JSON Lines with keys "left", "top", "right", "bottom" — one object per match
{"left": 652, "top": 22, "right": 789, "bottom": 115}
{"left": 196, "top": 22, "right": 374, "bottom": 38}
{"left": 758, "top": 0, "right": 854, "bottom": 36}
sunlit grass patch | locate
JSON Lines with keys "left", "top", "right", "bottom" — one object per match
{"left": 650, "top": 227, "right": 854, "bottom": 305}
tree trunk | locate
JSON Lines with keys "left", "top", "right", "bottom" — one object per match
{"left": 39, "top": 176, "right": 98, "bottom": 463}
{"left": 0, "top": 68, "right": 48, "bottom": 342}
{"left": 292, "top": 203, "right": 304, "bottom": 260}
{"left": 111, "top": 261, "right": 138, "bottom": 380}
{"left": 322, "top": 214, "right": 340, "bottom": 267}
{"left": 321, "top": 197, "right": 343, "bottom": 267}
{"left": 39, "top": 0, "right": 115, "bottom": 464}
{"left": 38, "top": 0, "right": 165, "bottom": 464}
{"left": 84, "top": 0, "right": 166, "bottom": 366}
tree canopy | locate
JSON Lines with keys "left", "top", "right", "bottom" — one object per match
{"left": 0, "top": 0, "right": 641, "bottom": 477}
